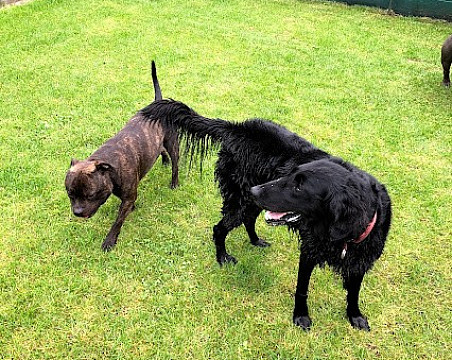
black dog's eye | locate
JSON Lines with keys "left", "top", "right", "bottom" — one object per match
{"left": 294, "top": 173, "right": 305, "bottom": 191}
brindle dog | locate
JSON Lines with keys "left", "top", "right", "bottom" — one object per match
{"left": 65, "top": 61, "right": 179, "bottom": 251}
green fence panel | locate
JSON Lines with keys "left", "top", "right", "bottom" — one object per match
{"left": 337, "top": 0, "right": 452, "bottom": 21}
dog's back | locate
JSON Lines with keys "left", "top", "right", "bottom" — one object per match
{"left": 88, "top": 116, "right": 167, "bottom": 181}
{"left": 213, "top": 118, "right": 328, "bottom": 189}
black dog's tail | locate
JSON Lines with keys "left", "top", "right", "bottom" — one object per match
{"left": 151, "top": 61, "right": 162, "bottom": 101}
{"left": 140, "top": 99, "right": 235, "bottom": 168}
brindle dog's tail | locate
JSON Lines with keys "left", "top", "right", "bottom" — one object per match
{"left": 140, "top": 99, "right": 234, "bottom": 169}
{"left": 151, "top": 60, "right": 163, "bottom": 101}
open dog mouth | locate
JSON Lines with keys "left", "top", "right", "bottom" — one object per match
{"left": 72, "top": 207, "right": 96, "bottom": 219}
{"left": 264, "top": 211, "right": 302, "bottom": 226}
{"left": 73, "top": 212, "right": 93, "bottom": 219}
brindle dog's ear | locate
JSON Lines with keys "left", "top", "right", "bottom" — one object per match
{"left": 70, "top": 158, "right": 80, "bottom": 167}
{"left": 94, "top": 161, "right": 112, "bottom": 172}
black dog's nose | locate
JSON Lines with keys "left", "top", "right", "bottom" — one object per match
{"left": 250, "top": 185, "right": 262, "bottom": 199}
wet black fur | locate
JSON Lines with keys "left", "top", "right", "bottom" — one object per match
{"left": 251, "top": 158, "right": 391, "bottom": 331}
{"left": 141, "top": 99, "right": 391, "bottom": 330}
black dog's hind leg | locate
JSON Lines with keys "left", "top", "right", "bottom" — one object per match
{"left": 293, "top": 251, "right": 316, "bottom": 330}
{"left": 161, "top": 151, "right": 170, "bottom": 166}
{"left": 343, "top": 272, "right": 370, "bottom": 331}
{"left": 163, "top": 133, "right": 179, "bottom": 189}
{"left": 243, "top": 204, "right": 270, "bottom": 248}
{"left": 213, "top": 161, "right": 244, "bottom": 265}
{"left": 213, "top": 217, "right": 240, "bottom": 265}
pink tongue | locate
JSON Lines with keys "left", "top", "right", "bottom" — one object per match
{"left": 265, "top": 211, "right": 287, "bottom": 220}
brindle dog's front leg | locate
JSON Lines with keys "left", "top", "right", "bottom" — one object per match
{"left": 101, "top": 199, "right": 136, "bottom": 251}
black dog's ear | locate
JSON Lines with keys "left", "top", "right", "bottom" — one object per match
{"left": 328, "top": 185, "right": 363, "bottom": 242}
{"left": 329, "top": 193, "right": 352, "bottom": 242}
{"left": 70, "top": 158, "right": 80, "bottom": 168}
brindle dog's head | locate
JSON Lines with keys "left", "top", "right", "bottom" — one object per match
{"left": 65, "top": 159, "right": 114, "bottom": 218}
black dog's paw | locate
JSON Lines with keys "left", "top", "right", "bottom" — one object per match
{"left": 101, "top": 238, "right": 117, "bottom": 252}
{"left": 252, "top": 238, "right": 271, "bottom": 248}
{"left": 217, "top": 254, "right": 238, "bottom": 266}
{"left": 349, "top": 316, "right": 370, "bottom": 331}
{"left": 293, "top": 315, "right": 312, "bottom": 331}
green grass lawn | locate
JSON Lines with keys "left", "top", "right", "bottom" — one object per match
{"left": 1, "top": 0, "right": 451, "bottom": 358}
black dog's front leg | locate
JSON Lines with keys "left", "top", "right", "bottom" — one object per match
{"left": 101, "top": 199, "right": 136, "bottom": 252}
{"left": 293, "top": 252, "right": 316, "bottom": 330}
{"left": 343, "top": 272, "right": 370, "bottom": 331}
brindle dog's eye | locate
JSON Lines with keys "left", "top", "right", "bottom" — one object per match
{"left": 86, "top": 192, "right": 96, "bottom": 200}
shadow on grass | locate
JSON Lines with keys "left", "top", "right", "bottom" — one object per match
{"left": 216, "top": 247, "right": 279, "bottom": 294}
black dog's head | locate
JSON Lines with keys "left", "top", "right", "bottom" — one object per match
{"left": 251, "top": 159, "right": 375, "bottom": 242}
{"left": 65, "top": 159, "right": 114, "bottom": 218}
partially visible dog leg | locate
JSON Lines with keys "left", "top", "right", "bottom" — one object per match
{"left": 293, "top": 252, "right": 316, "bottom": 330}
{"left": 343, "top": 272, "right": 370, "bottom": 331}
{"left": 243, "top": 204, "right": 270, "bottom": 247}
{"left": 101, "top": 198, "right": 136, "bottom": 252}
{"left": 442, "top": 36, "right": 452, "bottom": 87}
{"left": 442, "top": 59, "right": 451, "bottom": 87}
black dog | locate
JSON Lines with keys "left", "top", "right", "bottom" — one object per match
{"left": 251, "top": 158, "right": 391, "bottom": 331}
{"left": 65, "top": 62, "right": 179, "bottom": 251}
{"left": 142, "top": 99, "right": 391, "bottom": 330}
{"left": 442, "top": 35, "right": 452, "bottom": 87}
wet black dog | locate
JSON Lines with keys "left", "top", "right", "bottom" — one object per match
{"left": 65, "top": 62, "right": 179, "bottom": 251}
{"left": 142, "top": 99, "right": 391, "bottom": 330}
{"left": 442, "top": 35, "right": 452, "bottom": 86}
{"left": 251, "top": 158, "right": 391, "bottom": 331}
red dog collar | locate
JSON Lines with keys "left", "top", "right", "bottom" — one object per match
{"left": 341, "top": 212, "right": 377, "bottom": 259}
{"left": 353, "top": 212, "right": 378, "bottom": 244}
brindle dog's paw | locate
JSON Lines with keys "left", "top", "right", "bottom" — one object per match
{"left": 161, "top": 153, "right": 170, "bottom": 166}
{"left": 349, "top": 316, "right": 370, "bottom": 331}
{"left": 217, "top": 254, "right": 238, "bottom": 266}
{"left": 101, "top": 238, "right": 117, "bottom": 252}
{"left": 293, "top": 315, "right": 312, "bottom": 331}
{"left": 252, "top": 238, "right": 271, "bottom": 248}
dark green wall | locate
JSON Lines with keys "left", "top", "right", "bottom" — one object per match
{"left": 336, "top": 0, "right": 452, "bottom": 21}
